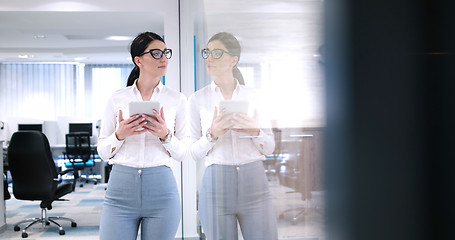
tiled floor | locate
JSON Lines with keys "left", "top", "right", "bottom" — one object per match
{"left": 1, "top": 178, "right": 325, "bottom": 240}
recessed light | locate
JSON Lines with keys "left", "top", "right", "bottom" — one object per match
{"left": 106, "top": 36, "right": 134, "bottom": 41}
{"left": 18, "top": 54, "right": 34, "bottom": 59}
{"left": 74, "top": 57, "right": 87, "bottom": 61}
{"left": 34, "top": 35, "right": 46, "bottom": 39}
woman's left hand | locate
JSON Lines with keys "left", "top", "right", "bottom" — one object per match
{"left": 232, "top": 109, "right": 260, "bottom": 136}
{"left": 142, "top": 106, "right": 170, "bottom": 140}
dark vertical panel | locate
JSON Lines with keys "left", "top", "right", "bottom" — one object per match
{"left": 324, "top": 0, "right": 455, "bottom": 240}
{"left": 425, "top": 1, "right": 455, "bottom": 239}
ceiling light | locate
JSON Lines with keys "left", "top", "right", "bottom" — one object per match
{"left": 74, "top": 57, "right": 87, "bottom": 61}
{"left": 18, "top": 54, "right": 34, "bottom": 59}
{"left": 106, "top": 36, "right": 134, "bottom": 41}
{"left": 34, "top": 35, "right": 46, "bottom": 39}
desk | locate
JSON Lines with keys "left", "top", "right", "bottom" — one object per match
{"left": 51, "top": 144, "right": 107, "bottom": 183}
{"left": 0, "top": 140, "right": 5, "bottom": 233}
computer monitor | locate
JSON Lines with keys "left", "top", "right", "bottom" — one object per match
{"left": 18, "top": 124, "right": 43, "bottom": 132}
{"left": 69, "top": 123, "right": 93, "bottom": 136}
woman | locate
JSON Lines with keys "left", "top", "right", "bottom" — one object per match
{"left": 97, "top": 32, "right": 187, "bottom": 240}
{"left": 189, "top": 32, "right": 278, "bottom": 240}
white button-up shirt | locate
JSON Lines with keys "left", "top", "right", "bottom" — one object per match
{"left": 97, "top": 80, "right": 188, "bottom": 168}
{"left": 188, "top": 81, "right": 275, "bottom": 166}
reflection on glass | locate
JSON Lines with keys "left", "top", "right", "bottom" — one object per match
{"left": 194, "top": 0, "right": 326, "bottom": 239}
{"left": 189, "top": 32, "right": 278, "bottom": 239}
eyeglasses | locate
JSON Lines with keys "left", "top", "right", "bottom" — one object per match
{"left": 201, "top": 48, "right": 233, "bottom": 59}
{"left": 138, "top": 49, "right": 172, "bottom": 59}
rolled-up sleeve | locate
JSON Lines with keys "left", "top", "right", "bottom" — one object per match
{"left": 188, "top": 94, "right": 216, "bottom": 161}
{"left": 161, "top": 94, "right": 189, "bottom": 162}
{"left": 252, "top": 128, "right": 275, "bottom": 156}
{"left": 97, "top": 97, "right": 125, "bottom": 161}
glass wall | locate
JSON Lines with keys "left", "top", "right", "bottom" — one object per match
{"left": 188, "top": 0, "right": 326, "bottom": 239}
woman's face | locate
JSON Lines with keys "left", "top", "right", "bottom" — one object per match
{"left": 205, "top": 40, "right": 238, "bottom": 77}
{"left": 135, "top": 40, "right": 168, "bottom": 78}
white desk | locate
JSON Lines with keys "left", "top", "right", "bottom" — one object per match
{"left": 0, "top": 140, "right": 6, "bottom": 233}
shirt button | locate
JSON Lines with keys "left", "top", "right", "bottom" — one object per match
{"left": 138, "top": 169, "right": 142, "bottom": 174}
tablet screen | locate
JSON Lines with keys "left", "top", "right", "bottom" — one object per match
{"left": 128, "top": 101, "right": 160, "bottom": 117}
{"left": 219, "top": 100, "right": 249, "bottom": 114}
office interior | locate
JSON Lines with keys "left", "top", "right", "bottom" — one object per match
{"left": 0, "top": 0, "right": 329, "bottom": 239}
{"left": 3, "top": 1, "right": 454, "bottom": 240}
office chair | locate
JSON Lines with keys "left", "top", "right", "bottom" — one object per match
{"left": 277, "top": 130, "right": 310, "bottom": 225}
{"left": 277, "top": 151, "right": 307, "bottom": 225}
{"left": 63, "top": 132, "right": 97, "bottom": 188}
{"left": 263, "top": 128, "right": 282, "bottom": 181}
{"left": 277, "top": 129, "right": 323, "bottom": 225}
{"left": 7, "top": 131, "right": 77, "bottom": 238}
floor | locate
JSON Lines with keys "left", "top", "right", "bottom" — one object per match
{"left": 1, "top": 177, "right": 325, "bottom": 240}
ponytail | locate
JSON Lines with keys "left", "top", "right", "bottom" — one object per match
{"left": 127, "top": 66, "right": 139, "bottom": 87}
{"left": 233, "top": 66, "right": 245, "bottom": 85}
{"left": 208, "top": 32, "right": 244, "bottom": 85}
{"left": 127, "top": 32, "right": 165, "bottom": 87}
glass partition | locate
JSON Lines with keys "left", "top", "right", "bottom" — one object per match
{"left": 186, "top": 0, "right": 326, "bottom": 239}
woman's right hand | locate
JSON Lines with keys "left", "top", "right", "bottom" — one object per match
{"left": 115, "top": 109, "right": 148, "bottom": 140}
{"left": 209, "top": 106, "right": 235, "bottom": 139}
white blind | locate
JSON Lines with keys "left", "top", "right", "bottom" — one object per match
{"left": 84, "top": 64, "right": 133, "bottom": 120}
{"left": 0, "top": 63, "right": 77, "bottom": 121}
{"left": 0, "top": 63, "right": 134, "bottom": 122}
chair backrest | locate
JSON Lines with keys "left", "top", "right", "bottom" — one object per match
{"left": 65, "top": 132, "right": 92, "bottom": 162}
{"left": 272, "top": 128, "right": 282, "bottom": 159}
{"left": 7, "top": 131, "right": 57, "bottom": 201}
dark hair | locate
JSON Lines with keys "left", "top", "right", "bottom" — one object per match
{"left": 126, "top": 32, "right": 165, "bottom": 87}
{"left": 208, "top": 32, "right": 244, "bottom": 85}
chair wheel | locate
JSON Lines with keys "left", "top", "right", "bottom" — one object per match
{"left": 71, "top": 222, "right": 77, "bottom": 227}
{"left": 22, "top": 232, "right": 28, "bottom": 238}
{"left": 45, "top": 221, "right": 50, "bottom": 225}
{"left": 14, "top": 225, "right": 20, "bottom": 231}
{"left": 94, "top": 182, "right": 98, "bottom": 185}
{"left": 79, "top": 184, "right": 83, "bottom": 187}
{"left": 59, "top": 229, "right": 65, "bottom": 235}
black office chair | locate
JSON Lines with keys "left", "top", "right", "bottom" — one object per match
{"left": 7, "top": 131, "right": 77, "bottom": 238}
{"left": 263, "top": 128, "right": 282, "bottom": 181}
{"left": 278, "top": 156, "right": 306, "bottom": 225}
{"left": 63, "top": 132, "right": 97, "bottom": 188}
{"left": 277, "top": 131, "right": 323, "bottom": 225}
{"left": 277, "top": 131, "right": 307, "bottom": 225}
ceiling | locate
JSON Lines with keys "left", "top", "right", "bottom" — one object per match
{"left": 0, "top": 0, "right": 323, "bottom": 64}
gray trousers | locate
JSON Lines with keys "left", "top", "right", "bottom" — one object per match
{"left": 199, "top": 161, "right": 278, "bottom": 240}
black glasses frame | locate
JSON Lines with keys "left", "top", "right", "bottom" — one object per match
{"left": 201, "top": 48, "right": 233, "bottom": 59}
{"left": 138, "top": 48, "right": 172, "bottom": 59}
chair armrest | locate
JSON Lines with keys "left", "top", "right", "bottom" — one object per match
{"left": 59, "top": 168, "right": 74, "bottom": 176}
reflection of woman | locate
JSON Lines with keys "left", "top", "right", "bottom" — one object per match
{"left": 189, "top": 32, "right": 278, "bottom": 239}
{"left": 97, "top": 32, "right": 187, "bottom": 240}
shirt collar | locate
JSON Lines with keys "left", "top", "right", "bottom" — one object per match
{"left": 210, "top": 79, "right": 241, "bottom": 94}
{"left": 131, "top": 79, "right": 165, "bottom": 95}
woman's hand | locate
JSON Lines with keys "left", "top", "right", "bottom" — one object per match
{"left": 232, "top": 109, "right": 260, "bottom": 136}
{"left": 142, "top": 106, "right": 170, "bottom": 140}
{"left": 209, "top": 106, "right": 235, "bottom": 139}
{"left": 115, "top": 109, "right": 148, "bottom": 140}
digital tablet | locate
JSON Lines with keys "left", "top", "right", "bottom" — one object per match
{"left": 219, "top": 100, "right": 249, "bottom": 114}
{"left": 129, "top": 101, "right": 160, "bottom": 117}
